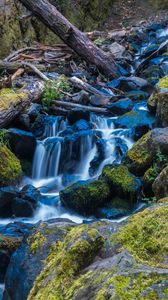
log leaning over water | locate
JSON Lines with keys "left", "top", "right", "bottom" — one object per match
{"left": 19, "top": 0, "right": 121, "bottom": 79}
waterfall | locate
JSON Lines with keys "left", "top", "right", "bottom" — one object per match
{"left": 32, "top": 114, "right": 133, "bottom": 188}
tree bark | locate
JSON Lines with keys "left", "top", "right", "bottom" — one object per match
{"left": 19, "top": 0, "right": 121, "bottom": 79}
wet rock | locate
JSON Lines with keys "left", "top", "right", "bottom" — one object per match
{"left": 60, "top": 179, "right": 111, "bottom": 215}
{"left": 114, "top": 110, "right": 155, "bottom": 140}
{"left": 107, "top": 98, "right": 133, "bottom": 115}
{"left": 142, "top": 65, "right": 164, "bottom": 86}
{"left": 89, "top": 138, "right": 106, "bottom": 176}
{"left": 67, "top": 109, "right": 90, "bottom": 125}
{"left": 22, "top": 204, "right": 168, "bottom": 300}
{"left": 73, "top": 119, "right": 91, "bottom": 131}
{"left": 126, "top": 90, "right": 149, "bottom": 101}
{"left": 27, "top": 103, "right": 43, "bottom": 120}
{"left": 90, "top": 94, "right": 111, "bottom": 106}
{"left": 107, "top": 77, "right": 153, "bottom": 93}
{"left": 18, "top": 114, "right": 30, "bottom": 130}
{"left": 0, "top": 145, "right": 22, "bottom": 186}
{"left": 108, "top": 42, "right": 126, "bottom": 58}
{"left": 0, "top": 185, "right": 39, "bottom": 218}
{"left": 96, "top": 205, "right": 129, "bottom": 219}
{"left": 0, "top": 234, "right": 21, "bottom": 283}
{"left": 153, "top": 166, "right": 168, "bottom": 199}
{"left": 59, "top": 130, "right": 94, "bottom": 174}
{"left": 102, "top": 165, "right": 141, "bottom": 208}
{"left": 7, "top": 128, "right": 36, "bottom": 161}
{"left": 4, "top": 219, "right": 75, "bottom": 300}
{"left": 148, "top": 76, "right": 168, "bottom": 126}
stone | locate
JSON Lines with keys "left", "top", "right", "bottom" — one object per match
{"left": 7, "top": 128, "right": 36, "bottom": 161}
{"left": 0, "top": 185, "right": 39, "bottom": 218}
{"left": 152, "top": 166, "right": 168, "bottom": 199}
{"left": 114, "top": 110, "right": 155, "bottom": 140}
{"left": 60, "top": 179, "right": 111, "bottom": 215}
{"left": 102, "top": 165, "right": 141, "bottom": 208}
{"left": 108, "top": 42, "right": 126, "bottom": 58}
{"left": 125, "top": 128, "right": 168, "bottom": 176}
{"left": 67, "top": 109, "right": 90, "bottom": 125}
{"left": 4, "top": 219, "right": 76, "bottom": 300}
{"left": 107, "top": 98, "right": 133, "bottom": 115}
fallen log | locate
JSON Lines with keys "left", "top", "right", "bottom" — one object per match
{"left": 19, "top": 0, "right": 121, "bottom": 79}
{"left": 0, "top": 79, "right": 44, "bottom": 128}
{"left": 69, "top": 76, "right": 112, "bottom": 97}
{"left": 52, "top": 100, "right": 107, "bottom": 114}
{"left": 0, "top": 60, "right": 46, "bottom": 74}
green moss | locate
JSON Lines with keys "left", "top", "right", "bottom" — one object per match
{"left": 28, "top": 225, "right": 105, "bottom": 300}
{"left": 125, "top": 132, "right": 153, "bottom": 175}
{"left": 29, "top": 232, "right": 47, "bottom": 254}
{"left": 0, "top": 88, "right": 27, "bottom": 110}
{"left": 96, "top": 273, "right": 168, "bottom": 300}
{"left": 0, "top": 145, "right": 22, "bottom": 185}
{"left": 158, "top": 76, "right": 168, "bottom": 89}
{"left": 111, "top": 204, "right": 168, "bottom": 267}
{"left": 102, "top": 165, "right": 136, "bottom": 193}
{"left": 61, "top": 180, "right": 111, "bottom": 215}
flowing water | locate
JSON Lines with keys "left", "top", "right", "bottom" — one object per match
{"left": 19, "top": 113, "right": 134, "bottom": 223}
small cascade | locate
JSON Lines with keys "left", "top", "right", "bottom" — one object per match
{"left": 23, "top": 113, "right": 134, "bottom": 222}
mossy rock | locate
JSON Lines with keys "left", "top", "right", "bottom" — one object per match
{"left": 28, "top": 223, "right": 105, "bottom": 300}
{"left": 0, "top": 145, "right": 22, "bottom": 185}
{"left": 152, "top": 166, "right": 168, "bottom": 200}
{"left": 147, "top": 0, "right": 168, "bottom": 9}
{"left": 148, "top": 76, "right": 168, "bottom": 127}
{"left": 125, "top": 132, "right": 153, "bottom": 176}
{"left": 112, "top": 204, "right": 168, "bottom": 268}
{"left": 60, "top": 179, "right": 111, "bottom": 215}
{"left": 27, "top": 205, "right": 168, "bottom": 300}
{"left": 102, "top": 165, "right": 141, "bottom": 208}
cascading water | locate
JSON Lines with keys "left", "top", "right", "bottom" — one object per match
{"left": 22, "top": 113, "right": 133, "bottom": 223}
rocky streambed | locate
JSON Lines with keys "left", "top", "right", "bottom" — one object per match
{"left": 0, "top": 21, "right": 168, "bottom": 299}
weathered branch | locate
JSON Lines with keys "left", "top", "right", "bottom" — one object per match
{"left": 52, "top": 100, "right": 107, "bottom": 113}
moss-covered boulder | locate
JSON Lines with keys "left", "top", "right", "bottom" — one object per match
{"left": 4, "top": 203, "right": 168, "bottom": 300}
{"left": 102, "top": 165, "right": 141, "bottom": 208}
{"left": 125, "top": 132, "right": 153, "bottom": 175}
{"left": 125, "top": 127, "right": 168, "bottom": 176}
{"left": 60, "top": 179, "right": 111, "bottom": 215}
{"left": 152, "top": 166, "right": 168, "bottom": 199}
{"left": 0, "top": 88, "right": 28, "bottom": 112}
{"left": 0, "top": 145, "right": 22, "bottom": 185}
{"left": 28, "top": 204, "right": 168, "bottom": 300}
{"left": 148, "top": 76, "right": 168, "bottom": 127}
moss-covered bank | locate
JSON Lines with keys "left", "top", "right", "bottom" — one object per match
{"left": 27, "top": 203, "right": 168, "bottom": 299}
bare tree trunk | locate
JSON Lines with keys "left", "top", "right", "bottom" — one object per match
{"left": 19, "top": 0, "right": 121, "bottom": 79}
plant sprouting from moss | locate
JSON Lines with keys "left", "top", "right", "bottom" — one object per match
{"left": 42, "top": 75, "right": 71, "bottom": 109}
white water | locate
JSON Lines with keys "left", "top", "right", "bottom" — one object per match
{"left": 20, "top": 114, "right": 133, "bottom": 223}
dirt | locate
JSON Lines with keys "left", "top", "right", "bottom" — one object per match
{"left": 102, "top": 0, "right": 168, "bottom": 30}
